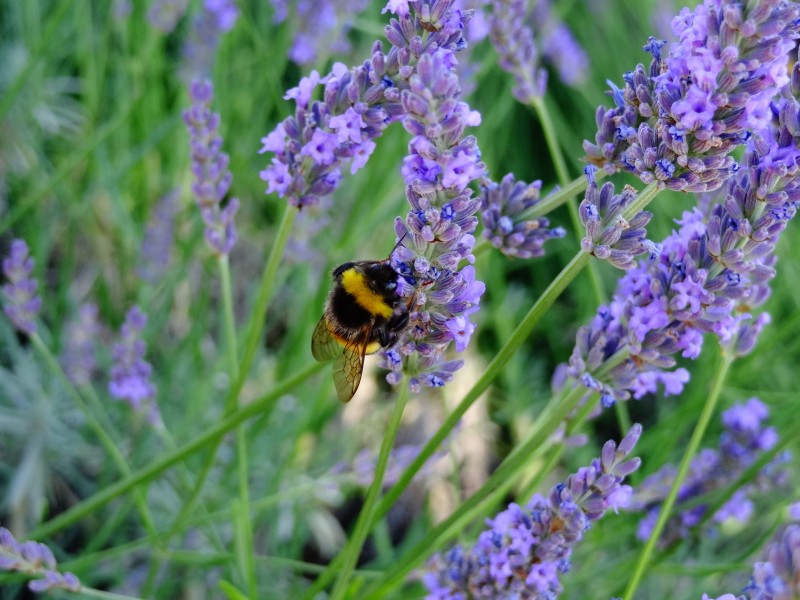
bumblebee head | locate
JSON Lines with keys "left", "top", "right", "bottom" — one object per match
{"left": 363, "top": 261, "right": 401, "bottom": 300}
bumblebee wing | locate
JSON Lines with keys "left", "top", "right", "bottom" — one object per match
{"left": 311, "top": 316, "right": 343, "bottom": 362}
{"left": 332, "top": 330, "right": 369, "bottom": 403}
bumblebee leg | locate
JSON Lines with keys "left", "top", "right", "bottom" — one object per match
{"left": 386, "top": 311, "right": 409, "bottom": 333}
{"left": 377, "top": 328, "right": 399, "bottom": 348}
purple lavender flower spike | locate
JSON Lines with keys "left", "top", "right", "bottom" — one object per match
{"left": 480, "top": 173, "right": 566, "bottom": 259}
{"left": 739, "top": 524, "right": 800, "bottom": 598}
{"left": 579, "top": 167, "right": 655, "bottom": 270}
{"left": 139, "top": 189, "right": 179, "bottom": 284}
{"left": 531, "top": 0, "right": 589, "bottom": 86}
{"left": 424, "top": 425, "right": 642, "bottom": 598}
{"left": 259, "top": 0, "right": 474, "bottom": 209}
{"left": 0, "top": 526, "right": 81, "bottom": 592}
{"left": 109, "top": 306, "right": 160, "bottom": 424}
{"left": 147, "top": 0, "right": 189, "bottom": 32}
{"left": 378, "top": 47, "right": 486, "bottom": 391}
{"left": 61, "top": 303, "right": 101, "bottom": 387}
{"left": 2, "top": 239, "right": 41, "bottom": 336}
{"left": 182, "top": 0, "right": 239, "bottom": 80}
{"left": 488, "top": 0, "right": 547, "bottom": 103}
{"left": 629, "top": 398, "right": 788, "bottom": 545}
{"left": 183, "top": 79, "right": 239, "bottom": 255}
{"left": 270, "top": 0, "right": 371, "bottom": 65}
{"left": 566, "top": 79, "right": 800, "bottom": 405}
{"left": 584, "top": 1, "right": 800, "bottom": 192}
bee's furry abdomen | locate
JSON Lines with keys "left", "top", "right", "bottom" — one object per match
{"left": 328, "top": 285, "right": 376, "bottom": 330}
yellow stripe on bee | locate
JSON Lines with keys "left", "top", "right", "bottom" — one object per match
{"left": 330, "top": 328, "right": 382, "bottom": 355}
{"left": 341, "top": 269, "right": 394, "bottom": 319}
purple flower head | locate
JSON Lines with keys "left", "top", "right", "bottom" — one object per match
{"left": 567, "top": 87, "right": 800, "bottom": 406}
{"left": 424, "top": 425, "right": 642, "bottom": 598}
{"left": 480, "top": 173, "right": 566, "bottom": 259}
{"left": 0, "top": 527, "right": 81, "bottom": 593}
{"left": 259, "top": 0, "right": 474, "bottom": 209}
{"left": 379, "top": 47, "right": 486, "bottom": 391}
{"left": 2, "top": 239, "right": 41, "bottom": 336}
{"left": 584, "top": 0, "right": 800, "bottom": 192}
{"left": 629, "top": 398, "right": 788, "bottom": 545}
{"left": 109, "top": 306, "right": 160, "bottom": 425}
{"left": 488, "top": 0, "right": 547, "bottom": 102}
{"left": 61, "top": 303, "right": 101, "bottom": 387}
{"left": 147, "top": 0, "right": 189, "bottom": 32}
{"left": 579, "top": 167, "right": 655, "bottom": 270}
{"left": 182, "top": 0, "right": 239, "bottom": 80}
{"left": 183, "top": 79, "right": 239, "bottom": 256}
{"left": 741, "top": 524, "right": 800, "bottom": 599}
{"left": 138, "top": 189, "right": 179, "bottom": 284}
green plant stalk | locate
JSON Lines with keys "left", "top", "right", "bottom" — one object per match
{"left": 158, "top": 204, "right": 297, "bottom": 552}
{"left": 360, "top": 384, "right": 592, "bottom": 599}
{"left": 329, "top": 385, "right": 410, "bottom": 600}
{"left": 219, "top": 254, "right": 257, "bottom": 598}
{"left": 29, "top": 361, "right": 325, "bottom": 541}
{"left": 30, "top": 334, "right": 158, "bottom": 539}
{"left": 73, "top": 587, "right": 143, "bottom": 600}
{"left": 621, "top": 351, "right": 734, "bottom": 600}
{"left": 531, "top": 96, "right": 632, "bottom": 435}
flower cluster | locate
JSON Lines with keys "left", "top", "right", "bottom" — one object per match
{"left": 61, "top": 303, "right": 101, "bottom": 387}
{"left": 630, "top": 398, "right": 788, "bottom": 545}
{"left": 479, "top": 173, "right": 566, "bottom": 259}
{"left": 584, "top": 0, "right": 800, "bottom": 192}
{"left": 109, "top": 306, "right": 159, "bottom": 424}
{"left": 487, "top": 0, "right": 547, "bottom": 103}
{"left": 183, "top": 79, "right": 239, "bottom": 256}
{"left": 259, "top": 0, "right": 473, "bottom": 208}
{"left": 138, "top": 189, "right": 179, "bottom": 284}
{"left": 530, "top": 0, "right": 589, "bottom": 87}
{"left": 424, "top": 424, "right": 642, "bottom": 598}
{"left": 2, "top": 239, "right": 41, "bottom": 336}
{"left": 379, "top": 47, "right": 486, "bottom": 390}
{"left": 566, "top": 86, "right": 800, "bottom": 405}
{"left": 147, "top": 0, "right": 188, "bottom": 33}
{"left": 0, "top": 527, "right": 81, "bottom": 593}
{"left": 579, "top": 167, "right": 656, "bottom": 270}
{"left": 182, "top": 0, "right": 239, "bottom": 80}
{"left": 268, "top": 0, "right": 370, "bottom": 65}
{"left": 705, "top": 521, "right": 800, "bottom": 599}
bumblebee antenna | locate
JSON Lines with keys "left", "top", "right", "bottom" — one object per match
{"left": 389, "top": 231, "right": 409, "bottom": 257}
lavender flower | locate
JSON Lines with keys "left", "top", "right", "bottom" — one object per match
{"left": 183, "top": 79, "right": 239, "bottom": 256}
{"left": 0, "top": 527, "right": 81, "bottom": 593}
{"left": 487, "top": 0, "right": 547, "bottom": 103}
{"left": 707, "top": 522, "right": 800, "bottom": 599}
{"left": 259, "top": 0, "right": 473, "bottom": 209}
{"left": 147, "top": 0, "right": 189, "bottom": 33}
{"left": 531, "top": 0, "right": 589, "bottom": 86}
{"left": 630, "top": 398, "right": 788, "bottom": 545}
{"left": 182, "top": 0, "right": 239, "bottom": 80}
{"left": 579, "top": 167, "right": 656, "bottom": 270}
{"left": 138, "top": 189, "right": 179, "bottom": 284}
{"left": 566, "top": 85, "right": 800, "bottom": 405}
{"left": 60, "top": 303, "right": 101, "bottom": 387}
{"left": 379, "top": 47, "right": 486, "bottom": 391}
{"left": 584, "top": 0, "right": 800, "bottom": 192}
{"left": 2, "top": 239, "right": 41, "bottom": 336}
{"left": 109, "top": 306, "right": 159, "bottom": 424}
{"left": 480, "top": 173, "right": 566, "bottom": 259}
{"left": 424, "top": 424, "right": 642, "bottom": 598}
{"left": 269, "top": 0, "right": 370, "bottom": 66}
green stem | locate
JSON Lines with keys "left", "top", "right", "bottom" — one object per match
{"left": 218, "top": 254, "right": 256, "bottom": 598}
{"left": 329, "top": 386, "right": 410, "bottom": 600}
{"left": 29, "top": 362, "right": 325, "bottom": 540}
{"left": 156, "top": 205, "right": 297, "bottom": 560}
{"left": 621, "top": 351, "right": 734, "bottom": 600}
{"left": 76, "top": 587, "right": 144, "bottom": 600}
{"left": 30, "top": 334, "right": 158, "bottom": 539}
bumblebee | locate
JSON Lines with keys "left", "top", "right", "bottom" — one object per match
{"left": 311, "top": 259, "right": 410, "bottom": 403}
